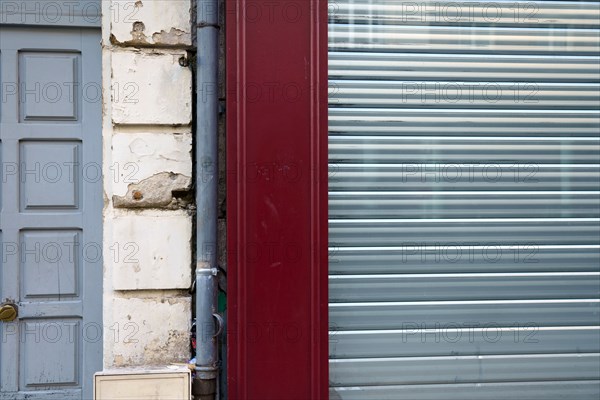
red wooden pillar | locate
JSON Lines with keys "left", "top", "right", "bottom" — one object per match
{"left": 226, "top": 0, "right": 329, "bottom": 398}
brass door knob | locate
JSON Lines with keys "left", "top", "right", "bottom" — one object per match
{"left": 0, "top": 303, "right": 18, "bottom": 322}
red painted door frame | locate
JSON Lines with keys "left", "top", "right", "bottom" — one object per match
{"left": 226, "top": 0, "right": 329, "bottom": 398}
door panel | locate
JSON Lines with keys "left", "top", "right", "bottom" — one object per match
{"left": 0, "top": 26, "right": 102, "bottom": 400}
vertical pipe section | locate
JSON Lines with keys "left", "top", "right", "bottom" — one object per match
{"left": 194, "top": 0, "right": 220, "bottom": 399}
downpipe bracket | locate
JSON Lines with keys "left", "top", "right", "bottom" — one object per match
{"left": 212, "top": 313, "right": 224, "bottom": 338}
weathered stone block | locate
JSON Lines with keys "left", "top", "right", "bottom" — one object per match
{"left": 107, "top": 294, "right": 191, "bottom": 367}
{"left": 111, "top": 51, "right": 192, "bottom": 125}
{"left": 111, "top": 132, "right": 192, "bottom": 198}
{"left": 112, "top": 212, "right": 192, "bottom": 290}
{"left": 110, "top": 0, "right": 192, "bottom": 47}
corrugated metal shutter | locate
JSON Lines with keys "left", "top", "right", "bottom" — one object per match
{"left": 328, "top": 1, "right": 600, "bottom": 398}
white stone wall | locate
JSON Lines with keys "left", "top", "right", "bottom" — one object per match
{"left": 101, "top": 0, "right": 194, "bottom": 368}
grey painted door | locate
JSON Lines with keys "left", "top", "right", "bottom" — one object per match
{"left": 328, "top": 0, "right": 600, "bottom": 398}
{"left": 0, "top": 26, "right": 102, "bottom": 399}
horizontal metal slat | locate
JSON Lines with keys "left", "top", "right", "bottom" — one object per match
{"left": 330, "top": 300, "right": 600, "bottom": 329}
{"left": 329, "top": 136, "right": 600, "bottom": 164}
{"left": 329, "top": 272, "right": 600, "bottom": 302}
{"left": 330, "top": 353, "right": 600, "bottom": 387}
{"left": 329, "top": 164, "right": 600, "bottom": 191}
{"left": 329, "top": 218, "right": 600, "bottom": 246}
{"left": 329, "top": 52, "right": 600, "bottom": 82}
{"left": 329, "top": 80, "right": 600, "bottom": 109}
{"left": 330, "top": 380, "right": 600, "bottom": 400}
{"left": 328, "top": 245, "right": 600, "bottom": 274}
{"left": 329, "top": 191, "right": 600, "bottom": 218}
{"left": 328, "top": 24, "right": 600, "bottom": 55}
{"left": 330, "top": 0, "right": 600, "bottom": 28}
{"left": 328, "top": 108, "right": 600, "bottom": 136}
{"left": 329, "top": 327, "right": 600, "bottom": 358}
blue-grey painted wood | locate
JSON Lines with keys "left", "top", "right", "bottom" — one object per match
{"left": 328, "top": 0, "right": 600, "bottom": 397}
{"left": 0, "top": 26, "right": 102, "bottom": 400}
{"left": 0, "top": 0, "right": 100, "bottom": 27}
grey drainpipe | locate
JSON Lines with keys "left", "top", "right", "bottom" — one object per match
{"left": 194, "top": 0, "right": 220, "bottom": 399}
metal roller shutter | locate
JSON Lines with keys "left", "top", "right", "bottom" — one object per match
{"left": 327, "top": 1, "right": 600, "bottom": 398}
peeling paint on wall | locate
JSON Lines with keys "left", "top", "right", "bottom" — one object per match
{"left": 152, "top": 28, "right": 190, "bottom": 46}
{"left": 109, "top": 0, "right": 192, "bottom": 48}
{"left": 113, "top": 172, "right": 192, "bottom": 209}
{"left": 131, "top": 21, "right": 147, "bottom": 43}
